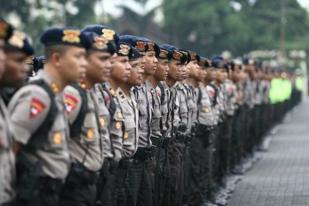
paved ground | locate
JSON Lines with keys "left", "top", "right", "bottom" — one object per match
{"left": 228, "top": 99, "right": 309, "bottom": 206}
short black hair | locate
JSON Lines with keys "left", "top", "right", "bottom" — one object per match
{"left": 44, "top": 44, "right": 71, "bottom": 61}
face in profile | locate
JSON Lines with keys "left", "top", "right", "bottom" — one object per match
{"left": 0, "top": 40, "right": 6, "bottom": 79}
{"left": 128, "top": 58, "right": 144, "bottom": 86}
{"left": 168, "top": 60, "right": 182, "bottom": 81}
{"left": 111, "top": 55, "right": 131, "bottom": 83}
{"left": 86, "top": 51, "right": 112, "bottom": 83}
{"left": 58, "top": 46, "right": 87, "bottom": 84}
{"left": 3, "top": 51, "right": 30, "bottom": 88}
{"left": 143, "top": 51, "right": 158, "bottom": 75}
{"left": 155, "top": 59, "right": 169, "bottom": 81}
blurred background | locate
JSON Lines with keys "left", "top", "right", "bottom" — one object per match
{"left": 2, "top": 0, "right": 309, "bottom": 71}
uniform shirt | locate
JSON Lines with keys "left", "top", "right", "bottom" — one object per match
{"left": 192, "top": 87, "right": 199, "bottom": 127}
{"left": 157, "top": 82, "right": 173, "bottom": 138}
{"left": 94, "top": 83, "right": 124, "bottom": 161}
{"left": 64, "top": 85, "right": 104, "bottom": 172}
{"left": 132, "top": 82, "right": 152, "bottom": 148}
{"left": 149, "top": 83, "right": 162, "bottom": 139}
{"left": 197, "top": 83, "right": 215, "bottom": 126}
{"left": 117, "top": 88, "right": 139, "bottom": 158}
{"left": 261, "top": 80, "right": 270, "bottom": 104}
{"left": 183, "top": 83, "right": 197, "bottom": 132}
{"left": 167, "top": 82, "right": 181, "bottom": 136}
{"left": 9, "top": 70, "right": 71, "bottom": 179}
{"left": 243, "top": 78, "right": 255, "bottom": 109}
{"left": 207, "top": 83, "right": 220, "bottom": 125}
{"left": 223, "top": 79, "right": 237, "bottom": 116}
{"left": 254, "top": 80, "right": 263, "bottom": 106}
{"left": 235, "top": 82, "right": 244, "bottom": 108}
{"left": 175, "top": 82, "right": 189, "bottom": 133}
{"left": 0, "top": 97, "right": 15, "bottom": 203}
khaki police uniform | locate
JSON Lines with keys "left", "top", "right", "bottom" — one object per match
{"left": 60, "top": 84, "right": 105, "bottom": 206}
{"left": 9, "top": 70, "right": 70, "bottom": 205}
{"left": 0, "top": 97, "right": 15, "bottom": 204}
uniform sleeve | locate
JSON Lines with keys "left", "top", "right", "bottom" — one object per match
{"left": 109, "top": 98, "right": 124, "bottom": 161}
{"left": 63, "top": 86, "right": 82, "bottom": 125}
{"left": 8, "top": 85, "right": 51, "bottom": 145}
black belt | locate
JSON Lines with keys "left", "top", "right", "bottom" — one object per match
{"left": 66, "top": 163, "right": 100, "bottom": 186}
{"left": 150, "top": 136, "right": 169, "bottom": 148}
{"left": 133, "top": 147, "right": 154, "bottom": 161}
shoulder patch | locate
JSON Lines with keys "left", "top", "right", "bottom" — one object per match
{"left": 64, "top": 93, "right": 79, "bottom": 114}
{"left": 30, "top": 98, "right": 46, "bottom": 118}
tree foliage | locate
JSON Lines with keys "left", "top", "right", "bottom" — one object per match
{"left": 162, "top": 0, "right": 309, "bottom": 57}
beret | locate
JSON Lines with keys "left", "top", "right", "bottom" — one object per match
{"left": 160, "top": 44, "right": 187, "bottom": 64}
{"left": 40, "top": 27, "right": 90, "bottom": 49}
{"left": 7, "top": 30, "right": 34, "bottom": 55}
{"left": 82, "top": 31, "right": 116, "bottom": 54}
{"left": 0, "top": 18, "right": 13, "bottom": 41}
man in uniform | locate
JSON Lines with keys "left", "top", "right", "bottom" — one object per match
{"left": 9, "top": 27, "right": 88, "bottom": 206}
{"left": 59, "top": 31, "right": 116, "bottom": 206}
{"left": 82, "top": 25, "right": 128, "bottom": 206}
{"left": 159, "top": 44, "right": 188, "bottom": 206}
{"left": 120, "top": 35, "right": 158, "bottom": 206}
{"left": 0, "top": 18, "right": 15, "bottom": 206}
{"left": 242, "top": 57, "right": 256, "bottom": 157}
{"left": 189, "top": 56, "right": 216, "bottom": 205}
{"left": 150, "top": 45, "right": 171, "bottom": 206}
{"left": 114, "top": 42, "right": 144, "bottom": 205}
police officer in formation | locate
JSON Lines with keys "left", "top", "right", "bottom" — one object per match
{"left": 0, "top": 18, "right": 301, "bottom": 206}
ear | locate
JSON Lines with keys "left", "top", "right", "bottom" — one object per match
{"left": 51, "top": 52, "right": 62, "bottom": 68}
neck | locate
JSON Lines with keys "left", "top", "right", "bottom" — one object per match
{"left": 120, "top": 83, "right": 132, "bottom": 96}
{"left": 108, "top": 78, "right": 119, "bottom": 90}
{"left": 147, "top": 75, "right": 159, "bottom": 87}
{"left": 82, "top": 77, "right": 95, "bottom": 90}
{"left": 45, "top": 64, "right": 65, "bottom": 91}
{"left": 186, "top": 77, "right": 197, "bottom": 87}
{"left": 166, "top": 77, "right": 176, "bottom": 87}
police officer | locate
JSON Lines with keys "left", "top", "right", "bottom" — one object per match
{"left": 120, "top": 35, "right": 158, "bottom": 206}
{"left": 230, "top": 60, "right": 246, "bottom": 173}
{"left": 83, "top": 25, "right": 127, "bottom": 206}
{"left": 221, "top": 61, "right": 237, "bottom": 175}
{"left": 1, "top": 28, "right": 34, "bottom": 104}
{"left": 115, "top": 43, "right": 143, "bottom": 205}
{"left": 180, "top": 50, "right": 200, "bottom": 205}
{"left": 159, "top": 44, "right": 188, "bottom": 206}
{"left": 59, "top": 31, "right": 115, "bottom": 206}
{"left": 149, "top": 45, "right": 172, "bottom": 206}
{"left": 9, "top": 27, "right": 88, "bottom": 206}
{"left": 242, "top": 57, "right": 256, "bottom": 157}
{"left": 189, "top": 56, "right": 216, "bottom": 205}
{"left": 0, "top": 18, "right": 15, "bottom": 206}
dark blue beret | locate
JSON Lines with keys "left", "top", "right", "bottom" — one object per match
{"left": 82, "top": 31, "right": 116, "bottom": 54}
{"left": 158, "top": 46, "right": 172, "bottom": 60}
{"left": 211, "top": 56, "right": 225, "bottom": 68}
{"left": 198, "top": 57, "right": 211, "bottom": 68}
{"left": 129, "top": 47, "right": 143, "bottom": 60}
{"left": 6, "top": 30, "right": 34, "bottom": 55}
{"left": 0, "top": 18, "right": 13, "bottom": 41}
{"left": 160, "top": 44, "right": 187, "bottom": 64}
{"left": 120, "top": 35, "right": 159, "bottom": 56}
{"left": 82, "top": 24, "right": 119, "bottom": 45}
{"left": 137, "top": 37, "right": 160, "bottom": 57}
{"left": 33, "top": 56, "right": 45, "bottom": 73}
{"left": 242, "top": 56, "right": 255, "bottom": 65}
{"left": 188, "top": 50, "right": 200, "bottom": 62}
{"left": 116, "top": 36, "right": 132, "bottom": 57}
{"left": 179, "top": 49, "right": 191, "bottom": 63}
{"left": 40, "top": 27, "right": 90, "bottom": 49}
